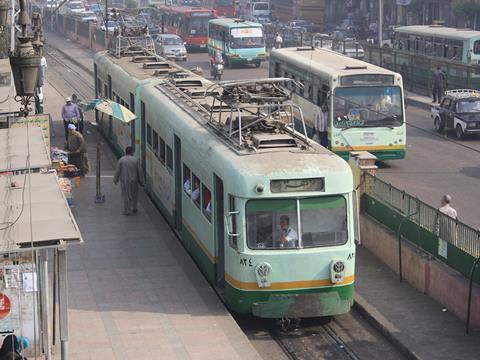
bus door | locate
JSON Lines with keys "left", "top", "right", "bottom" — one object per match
{"left": 140, "top": 101, "right": 146, "bottom": 180}
{"left": 214, "top": 174, "right": 225, "bottom": 286}
{"left": 174, "top": 135, "right": 182, "bottom": 233}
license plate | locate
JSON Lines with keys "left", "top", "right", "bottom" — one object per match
{"left": 247, "top": 58, "right": 252, "bottom": 61}
{"left": 200, "top": 44, "right": 206, "bottom": 48}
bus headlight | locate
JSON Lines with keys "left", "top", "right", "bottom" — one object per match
{"left": 330, "top": 260, "right": 345, "bottom": 284}
{"left": 255, "top": 262, "right": 272, "bottom": 288}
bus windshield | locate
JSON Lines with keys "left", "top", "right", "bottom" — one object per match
{"left": 187, "top": 17, "right": 209, "bottom": 36}
{"left": 230, "top": 28, "right": 264, "bottom": 49}
{"left": 333, "top": 86, "right": 403, "bottom": 128}
{"left": 246, "top": 196, "right": 347, "bottom": 250}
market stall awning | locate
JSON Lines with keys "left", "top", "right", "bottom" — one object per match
{"left": 0, "top": 172, "right": 83, "bottom": 253}
{"left": 0, "top": 126, "right": 51, "bottom": 172}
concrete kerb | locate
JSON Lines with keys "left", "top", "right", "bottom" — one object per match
{"left": 353, "top": 293, "right": 421, "bottom": 360}
{"left": 406, "top": 97, "right": 431, "bottom": 111}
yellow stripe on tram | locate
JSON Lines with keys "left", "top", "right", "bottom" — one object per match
{"left": 225, "top": 273, "right": 355, "bottom": 291}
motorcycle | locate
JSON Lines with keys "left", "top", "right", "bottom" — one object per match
{"left": 210, "top": 60, "right": 224, "bottom": 81}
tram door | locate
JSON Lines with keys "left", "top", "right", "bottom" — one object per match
{"left": 214, "top": 174, "right": 225, "bottom": 285}
{"left": 174, "top": 135, "right": 182, "bottom": 233}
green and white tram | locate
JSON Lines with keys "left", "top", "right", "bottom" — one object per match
{"left": 270, "top": 47, "right": 407, "bottom": 161}
{"left": 94, "top": 45, "right": 358, "bottom": 319}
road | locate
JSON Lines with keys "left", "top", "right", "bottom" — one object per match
{"left": 181, "top": 52, "right": 480, "bottom": 228}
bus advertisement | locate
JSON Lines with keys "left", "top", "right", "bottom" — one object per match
{"left": 158, "top": 6, "right": 216, "bottom": 51}
{"left": 208, "top": 18, "right": 266, "bottom": 67}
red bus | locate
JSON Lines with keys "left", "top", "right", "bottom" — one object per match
{"left": 206, "top": 0, "right": 236, "bottom": 17}
{"left": 158, "top": 6, "right": 217, "bottom": 52}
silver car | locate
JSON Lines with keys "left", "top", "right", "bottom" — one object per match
{"left": 157, "top": 34, "right": 187, "bottom": 61}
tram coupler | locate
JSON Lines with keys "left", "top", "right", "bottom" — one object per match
{"left": 277, "top": 317, "right": 301, "bottom": 332}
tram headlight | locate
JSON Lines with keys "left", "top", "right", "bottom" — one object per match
{"left": 255, "top": 183, "right": 265, "bottom": 194}
{"left": 330, "top": 260, "right": 346, "bottom": 284}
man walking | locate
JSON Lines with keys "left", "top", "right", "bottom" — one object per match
{"left": 274, "top": 33, "right": 283, "bottom": 49}
{"left": 314, "top": 103, "right": 329, "bottom": 148}
{"left": 61, "top": 97, "right": 81, "bottom": 140}
{"left": 114, "top": 146, "right": 145, "bottom": 215}
{"left": 65, "top": 124, "right": 89, "bottom": 176}
{"left": 432, "top": 66, "right": 446, "bottom": 104}
{"left": 71, "top": 93, "right": 84, "bottom": 134}
{"left": 439, "top": 194, "right": 457, "bottom": 219}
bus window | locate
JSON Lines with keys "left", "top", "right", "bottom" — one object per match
{"left": 159, "top": 137, "right": 166, "bottom": 164}
{"left": 166, "top": 145, "right": 173, "bottom": 172}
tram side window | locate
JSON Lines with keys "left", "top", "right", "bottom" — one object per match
{"left": 159, "top": 137, "right": 166, "bottom": 164}
{"left": 166, "top": 145, "right": 173, "bottom": 172}
{"left": 97, "top": 78, "right": 102, "bottom": 96}
{"left": 228, "top": 195, "right": 237, "bottom": 249}
{"left": 153, "top": 130, "right": 159, "bottom": 157}
{"left": 183, "top": 164, "right": 191, "bottom": 197}
{"left": 191, "top": 174, "right": 201, "bottom": 208}
{"left": 202, "top": 185, "right": 212, "bottom": 222}
{"left": 474, "top": 40, "right": 480, "bottom": 54}
{"left": 147, "top": 124, "right": 152, "bottom": 147}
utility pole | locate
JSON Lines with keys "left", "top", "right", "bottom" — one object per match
{"left": 105, "top": 0, "right": 108, "bottom": 43}
{"left": 378, "top": 0, "right": 383, "bottom": 47}
{"left": 10, "top": 0, "right": 14, "bottom": 52}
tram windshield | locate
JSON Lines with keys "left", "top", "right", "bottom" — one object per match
{"left": 246, "top": 196, "right": 347, "bottom": 250}
{"left": 333, "top": 86, "right": 403, "bottom": 128}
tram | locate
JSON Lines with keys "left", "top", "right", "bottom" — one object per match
{"left": 270, "top": 47, "right": 407, "bottom": 161}
{"left": 94, "top": 38, "right": 357, "bottom": 319}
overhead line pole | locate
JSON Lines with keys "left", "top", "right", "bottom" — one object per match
{"left": 378, "top": 0, "right": 383, "bottom": 47}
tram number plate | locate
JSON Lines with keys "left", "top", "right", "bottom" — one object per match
{"left": 199, "top": 44, "right": 206, "bottom": 48}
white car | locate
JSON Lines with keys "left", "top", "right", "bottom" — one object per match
{"left": 100, "top": 20, "right": 118, "bottom": 33}
{"left": 74, "top": 11, "right": 97, "bottom": 23}
{"left": 66, "top": 1, "right": 85, "bottom": 14}
{"left": 157, "top": 34, "right": 187, "bottom": 61}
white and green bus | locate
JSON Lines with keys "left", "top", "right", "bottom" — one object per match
{"left": 208, "top": 18, "right": 266, "bottom": 67}
{"left": 270, "top": 47, "right": 406, "bottom": 160}
{"left": 393, "top": 25, "right": 480, "bottom": 64}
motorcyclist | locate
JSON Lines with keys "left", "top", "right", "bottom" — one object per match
{"left": 210, "top": 50, "right": 223, "bottom": 68}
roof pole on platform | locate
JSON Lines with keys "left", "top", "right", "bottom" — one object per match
{"left": 378, "top": 0, "right": 383, "bottom": 47}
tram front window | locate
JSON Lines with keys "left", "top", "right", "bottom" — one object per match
{"left": 246, "top": 196, "right": 347, "bottom": 250}
{"left": 333, "top": 86, "right": 403, "bottom": 128}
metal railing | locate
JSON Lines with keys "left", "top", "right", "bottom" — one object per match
{"left": 364, "top": 172, "right": 480, "bottom": 259}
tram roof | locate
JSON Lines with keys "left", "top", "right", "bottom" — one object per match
{"left": 155, "top": 5, "right": 215, "bottom": 14}
{"left": 271, "top": 47, "right": 397, "bottom": 78}
{"left": 394, "top": 25, "right": 480, "bottom": 41}
{"left": 209, "top": 18, "right": 262, "bottom": 28}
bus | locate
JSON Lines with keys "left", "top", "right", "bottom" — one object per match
{"left": 393, "top": 25, "right": 480, "bottom": 64}
{"left": 205, "top": 0, "right": 236, "bottom": 17}
{"left": 208, "top": 18, "right": 266, "bottom": 67}
{"left": 157, "top": 6, "right": 217, "bottom": 51}
{"left": 237, "top": 0, "right": 271, "bottom": 22}
{"left": 270, "top": 47, "right": 406, "bottom": 161}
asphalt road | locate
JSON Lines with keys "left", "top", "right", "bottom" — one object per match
{"left": 180, "top": 52, "right": 480, "bottom": 228}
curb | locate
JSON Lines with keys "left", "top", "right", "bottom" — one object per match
{"left": 353, "top": 293, "right": 422, "bottom": 360}
{"left": 406, "top": 97, "right": 431, "bottom": 111}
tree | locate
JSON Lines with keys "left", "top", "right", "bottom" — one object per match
{"left": 453, "top": 2, "right": 480, "bottom": 29}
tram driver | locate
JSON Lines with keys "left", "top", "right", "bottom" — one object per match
{"left": 279, "top": 215, "right": 298, "bottom": 248}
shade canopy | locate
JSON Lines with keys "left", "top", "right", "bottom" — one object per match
{"left": 0, "top": 172, "right": 83, "bottom": 253}
{"left": 81, "top": 99, "right": 136, "bottom": 123}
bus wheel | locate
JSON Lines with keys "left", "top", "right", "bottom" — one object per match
{"left": 434, "top": 117, "right": 444, "bottom": 133}
{"left": 456, "top": 124, "right": 465, "bottom": 140}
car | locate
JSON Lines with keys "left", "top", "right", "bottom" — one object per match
{"left": 431, "top": 89, "right": 480, "bottom": 140}
{"left": 66, "top": 1, "right": 85, "bottom": 14}
{"left": 46, "top": 0, "right": 58, "bottom": 8}
{"left": 89, "top": 3, "right": 103, "bottom": 15}
{"left": 100, "top": 20, "right": 118, "bottom": 33}
{"left": 74, "top": 10, "right": 97, "bottom": 23}
{"left": 156, "top": 34, "right": 187, "bottom": 61}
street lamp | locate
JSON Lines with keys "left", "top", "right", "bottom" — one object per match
{"left": 9, "top": 0, "right": 41, "bottom": 116}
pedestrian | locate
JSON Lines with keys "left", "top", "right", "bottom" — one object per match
{"left": 314, "top": 103, "right": 329, "bottom": 148}
{"left": 71, "top": 93, "right": 84, "bottom": 134}
{"left": 65, "top": 124, "right": 89, "bottom": 176}
{"left": 0, "top": 334, "right": 26, "bottom": 360}
{"left": 274, "top": 32, "right": 283, "bottom": 49}
{"left": 432, "top": 66, "right": 446, "bottom": 104}
{"left": 439, "top": 194, "right": 457, "bottom": 219}
{"left": 113, "top": 146, "right": 145, "bottom": 216}
{"left": 61, "top": 97, "right": 81, "bottom": 140}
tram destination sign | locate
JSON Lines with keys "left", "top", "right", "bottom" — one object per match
{"left": 270, "top": 178, "right": 324, "bottom": 193}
